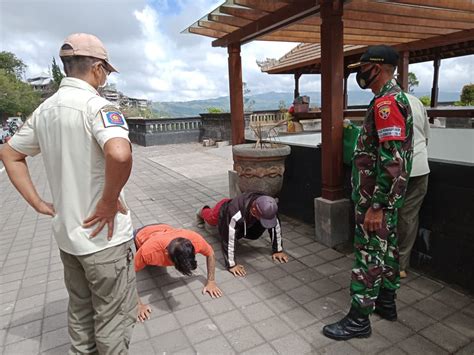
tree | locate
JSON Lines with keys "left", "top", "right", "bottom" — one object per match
{"left": 0, "top": 69, "right": 41, "bottom": 117}
{"left": 243, "top": 82, "right": 255, "bottom": 112}
{"left": 207, "top": 107, "right": 223, "bottom": 113}
{"left": 407, "top": 72, "right": 419, "bottom": 93}
{"left": 418, "top": 96, "right": 431, "bottom": 107}
{"left": 51, "top": 57, "right": 65, "bottom": 88}
{"left": 459, "top": 84, "right": 474, "bottom": 106}
{"left": 0, "top": 51, "right": 26, "bottom": 79}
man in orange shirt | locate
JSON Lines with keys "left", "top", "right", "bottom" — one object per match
{"left": 133, "top": 224, "right": 223, "bottom": 321}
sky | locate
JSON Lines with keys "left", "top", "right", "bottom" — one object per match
{"left": 1, "top": 0, "right": 472, "bottom": 102}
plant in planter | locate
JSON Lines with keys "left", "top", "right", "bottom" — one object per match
{"left": 232, "top": 119, "right": 291, "bottom": 197}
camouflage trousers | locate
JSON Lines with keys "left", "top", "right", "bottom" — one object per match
{"left": 350, "top": 205, "right": 400, "bottom": 315}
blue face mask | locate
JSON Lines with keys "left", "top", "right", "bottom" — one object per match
{"left": 356, "top": 65, "right": 380, "bottom": 89}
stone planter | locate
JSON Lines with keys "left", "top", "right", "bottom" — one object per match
{"left": 232, "top": 143, "right": 291, "bottom": 197}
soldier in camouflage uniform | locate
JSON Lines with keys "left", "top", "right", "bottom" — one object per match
{"left": 323, "top": 45, "right": 413, "bottom": 341}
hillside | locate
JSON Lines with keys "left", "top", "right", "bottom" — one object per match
{"left": 152, "top": 91, "right": 461, "bottom": 118}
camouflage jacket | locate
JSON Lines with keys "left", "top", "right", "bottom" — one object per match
{"left": 351, "top": 79, "right": 413, "bottom": 210}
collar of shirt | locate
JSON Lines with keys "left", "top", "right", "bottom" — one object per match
{"left": 59, "top": 77, "right": 99, "bottom": 96}
{"left": 375, "top": 78, "right": 398, "bottom": 98}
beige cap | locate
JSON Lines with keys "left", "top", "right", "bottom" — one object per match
{"left": 59, "top": 33, "right": 118, "bottom": 73}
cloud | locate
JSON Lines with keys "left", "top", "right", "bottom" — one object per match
{"left": 1, "top": 0, "right": 472, "bottom": 102}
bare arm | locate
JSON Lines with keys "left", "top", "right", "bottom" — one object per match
{"left": 83, "top": 138, "right": 132, "bottom": 238}
{"left": 202, "top": 254, "right": 223, "bottom": 298}
{"left": 0, "top": 145, "right": 54, "bottom": 216}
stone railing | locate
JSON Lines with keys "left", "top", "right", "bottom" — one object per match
{"left": 127, "top": 117, "right": 202, "bottom": 146}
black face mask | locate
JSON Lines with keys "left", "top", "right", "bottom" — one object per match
{"left": 356, "top": 65, "right": 380, "bottom": 89}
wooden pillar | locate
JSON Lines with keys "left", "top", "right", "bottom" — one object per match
{"left": 343, "top": 71, "right": 350, "bottom": 109}
{"left": 431, "top": 56, "right": 441, "bottom": 108}
{"left": 397, "top": 50, "right": 409, "bottom": 91}
{"left": 228, "top": 43, "right": 245, "bottom": 145}
{"left": 320, "top": 0, "right": 344, "bottom": 201}
{"left": 294, "top": 72, "right": 302, "bottom": 99}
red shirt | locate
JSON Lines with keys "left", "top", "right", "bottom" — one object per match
{"left": 134, "top": 224, "right": 213, "bottom": 272}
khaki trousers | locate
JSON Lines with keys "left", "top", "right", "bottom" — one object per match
{"left": 60, "top": 240, "right": 138, "bottom": 355}
{"left": 397, "top": 174, "right": 429, "bottom": 271}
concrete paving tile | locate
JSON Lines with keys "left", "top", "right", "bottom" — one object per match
{"left": 280, "top": 307, "right": 317, "bottom": 330}
{"left": 319, "top": 341, "right": 362, "bottom": 355}
{"left": 130, "top": 322, "right": 149, "bottom": 344}
{"left": 260, "top": 266, "right": 288, "bottom": 281}
{"left": 42, "top": 312, "right": 67, "bottom": 334}
{"left": 145, "top": 313, "right": 180, "bottom": 337}
{"left": 317, "top": 248, "right": 344, "bottom": 262}
{"left": 166, "top": 290, "right": 199, "bottom": 311}
{"left": 0, "top": 271, "right": 24, "bottom": 284}
{"left": 149, "top": 329, "right": 190, "bottom": 353}
{"left": 194, "top": 335, "right": 234, "bottom": 355}
{"left": 253, "top": 282, "right": 283, "bottom": 300}
{"left": 45, "top": 288, "right": 68, "bottom": 303}
{"left": 265, "top": 293, "right": 299, "bottom": 314}
{"left": 219, "top": 278, "right": 248, "bottom": 295}
{"left": 304, "top": 297, "right": 342, "bottom": 321}
{"left": 271, "top": 333, "right": 313, "bottom": 355}
{"left": 0, "top": 280, "right": 21, "bottom": 295}
{"left": 349, "top": 330, "right": 392, "bottom": 354}
{"left": 44, "top": 299, "right": 67, "bottom": 319}
{"left": 201, "top": 295, "right": 235, "bottom": 316}
{"left": 40, "top": 326, "right": 69, "bottom": 352}
{"left": 0, "top": 290, "right": 18, "bottom": 304}
{"left": 278, "top": 260, "right": 307, "bottom": 273}
{"left": 14, "top": 293, "right": 45, "bottom": 312}
{"left": 455, "top": 341, "right": 474, "bottom": 355}
{"left": 226, "top": 325, "right": 265, "bottom": 353}
{"left": 309, "top": 278, "right": 342, "bottom": 296}
{"left": 240, "top": 272, "right": 268, "bottom": 287}
{"left": 161, "top": 280, "right": 189, "bottom": 297}
{"left": 5, "top": 319, "right": 42, "bottom": 345}
{"left": 398, "top": 307, "right": 437, "bottom": 332}
{"left": 3, "top": 336, "right": 40, "bottom": 355}
{"left": 241, "top": 342, "right": 277, "bottom": 355}
{"left": 214, "top": 309, "right": 249, "bottom": 333}
{"left": 286, "top": 285, "right": 318, "bottom": 305}
{"left": 41, "top": 343, "right": 71, "bottom": 355}
{"left": 413, "top": 297, "right": 456, "bottom": 321}
{"left": 8, "top": 308, "right": 43, "bottom": 328}
{"left": 240, "top": 301, "right": 275, "bottom": 323}
{"left": 444, "top": 311, "right": 474, "bottom": 339}
{"left": 299, "top": 254, "right": 326, "bottom": 267}
{"left": 397, "top": 285, "right": 426, "bottom": 305}
{"left": 148, "top": 299, "right": 171, "bottom": 318}
{"left": 254, "top": 316, "right": 293, "bottom": 342}
{"left": 371, "top": 318, "right": 414, "bottom": 344}
{"left": 228, "top": 289, "right": 261, "bottom": 308}
{"left": 420, "top": 322, "right": 470, "bottom": 353}
{"left": 398, "top": 334, "right": 448, "bottom": 354}
{"left": 0, "top": 314, "right": 10, "bottom": 330}
{"left": 183, "top": 318, "right": 221, "bottom": 344}
{"left": 407, "top": 276, "right": 445, "bottom": 296}
{"left": 174, "top": 304, "right": 208, "bottom": 326}
{"left": 129, "top": 339, "right": 155, "bottom": 354}
{"left": 432, "top": 288, "right": 472, "bottom": 310}
{"left": 298, "top": 322, "right": 334, "bottom": 350}
{"left": 17, "top": 283, "right": 47, "bottom": 300}
{"left": 293, "top": 268, "right": 324, "bottom": 283}
{"left": 273, "top": 275, "right": 303, "bottom": 291}
{"left": 314, "top": 263, "right": 344, "bottom": 276}
{"left": 286, "top": 246, "right": 314, "bottom": 259}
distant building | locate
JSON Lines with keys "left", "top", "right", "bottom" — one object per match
{"left": 27, "top": 72, "right": 55, "bottom": 99}
{"left": 101, "top": 84, "right": 151, "bottom": 113}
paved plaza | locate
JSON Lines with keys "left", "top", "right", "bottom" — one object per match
{"left": 0, "top": 143, "right": 473, "bottom": 354}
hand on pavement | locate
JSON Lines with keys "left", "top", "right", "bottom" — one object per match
{"left": 229, "top": 264, "right": 246, "bottom": 277}
{"left": 202, "top": 281, "right": 223, "bottom": 298}
{"left": 83, "top": 198, "right": 127, "bottom": 239}
{"left": 272, "top": 252, "right": 289, "bottom": 263}
{"left": 137, "top": 303, "right": 152, "bottom": 323}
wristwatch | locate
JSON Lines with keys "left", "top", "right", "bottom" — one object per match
{"left": 371, "top": 202, "right": 383, "bottom": 211}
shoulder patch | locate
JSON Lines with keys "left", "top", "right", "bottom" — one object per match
{"left": 374, "top": 95, "right": 406, "bottom": 143}
{"left": 100, "top": 106, "right": 128, "bottom": 130}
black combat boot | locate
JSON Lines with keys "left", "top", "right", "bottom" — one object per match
{"left": 374, "top": 288, "right": 397, "bottom": 321}
{"left": 322, "top": 306, "right": 371, "bottom": 340}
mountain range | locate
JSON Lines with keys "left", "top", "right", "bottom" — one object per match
{"left": 152, "top": 91, "right": 462, "bottom": 118}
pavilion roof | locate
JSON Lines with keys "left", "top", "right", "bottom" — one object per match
{"left": 183, "top": 0, "right": 474, "bottom": 57}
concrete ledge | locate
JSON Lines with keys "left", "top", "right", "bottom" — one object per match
{"left": 314, "top": 197, "right": 351, "bottom": 247}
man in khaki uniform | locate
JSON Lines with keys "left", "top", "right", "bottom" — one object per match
{"left": 0, "top": 33, "right": 137, "bottom": 354}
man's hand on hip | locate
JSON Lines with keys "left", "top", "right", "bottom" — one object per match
{"left": 363, "top": 207, "right": 384, "bottom": 232}
{"left": 83, "top": 198, "right": 127, "bottom": 239}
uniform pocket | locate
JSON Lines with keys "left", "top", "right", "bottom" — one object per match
{"left": 92, "top": 255, "right": 128, "bottom": 303}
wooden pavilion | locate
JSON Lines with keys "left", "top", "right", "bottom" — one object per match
{"left": 184, "top": 0, "right": 474, "bottom": 245}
